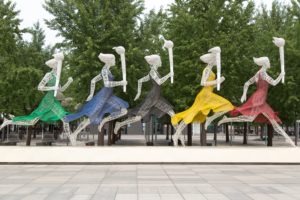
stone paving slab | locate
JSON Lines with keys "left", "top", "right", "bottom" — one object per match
{"left": 0, "top": 165, "right": 299, "bottom": 199}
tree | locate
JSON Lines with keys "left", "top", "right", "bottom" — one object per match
{"left": 44, "top": 0, "right": 145, "bottom": 107}
{"left": 165, "top": 0, "right": 257, "bottom": 111}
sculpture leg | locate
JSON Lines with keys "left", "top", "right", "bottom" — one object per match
{"left": 0, "top": 117, "right": 40, "bottom": 131}
{"left": 114, "top": 116, "right": 142, "bottom": 135}
{"left": 173, "top": 121, "right": 187, "bottom": 147}
{"left": 69, "top": 118, "right": 91, "bottom": 146}
{"left": 0, "top": 118, "right": 13, "bottom": 131}
{"left": 205, "top": 111, "right": 228, "bottom": 130}
{"left": 218, "top": 115, "right": 256, "bottom": 126}
{"left": 264, "top": 114, "right": 296, "bottom": 147}
{"left": 62, "top": 120, "right": 71, "bottom": 139}
{"left": 98, "top": 108, "right": 128, "bottom": 132}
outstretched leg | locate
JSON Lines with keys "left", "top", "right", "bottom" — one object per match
{"left": 114, "top": 116, "right": 141, "bottom": 135}
{"left": 62, "top": 120, "right": 71, "bottom": 139}
{"left": 172, "top": 121, "right": 187, "bottom": 147}
{"left": 0, "top": 117, "right": 40, "bottom": 131}
{"left": 218, "top": 115, "right": 256, "bottom": 126}
{"left": 205, "top": 111, "right": 228, "bottom": 130}
{"left": 263, "top": 114, "right": 296, "bottom": 147}
{"left": 69, "top": 118, "right": 91, "bottom": 146}
{"left": 98, "top": 108, "right": 128, "bottom": 132}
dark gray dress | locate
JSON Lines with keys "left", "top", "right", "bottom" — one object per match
{"left": 128, "top": 77, "right": 173, "bottom": 122}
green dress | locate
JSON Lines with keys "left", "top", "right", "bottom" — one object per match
{"left": 13, "top": 72, "right": 68, "bottom": 123}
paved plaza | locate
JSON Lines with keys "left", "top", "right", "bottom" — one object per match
{"left": 0, "top": 164, "right": 299, "bottom": 200}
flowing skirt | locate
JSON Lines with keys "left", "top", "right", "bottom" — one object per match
{"left": 230, "top": 90, "right": 281, "bottom": 123}
{"left": 13, "top": 92, "right": 68, "bottom": 123}
{"left": 64, "top": 87, "right": 129, "bottom": 125}
{"left": 172, "top": 89, "right": 234, "bottom": 125}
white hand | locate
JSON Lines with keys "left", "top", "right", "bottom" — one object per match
{"left": 53, "top": 86, "right": 60, "bottom": 91}
{"left": 86, "top": 94, "right": 93, "bottom": 102}
{"left": 122, "top": 80, "right": 128, "bottom": 86}
{"left": 241, "top": 93, "right": 247, "bottom": 103}
{"left": 273, "top": 37, "right": 285, "bottom": 48}
{"left": 134, "top": 93, "right": 141, "bottom": 101}
{"left": 220, "top": 76, "right": 225, "bottom": 83}
{"left": 68, "top": 77, "right": 73, "bottom": 82}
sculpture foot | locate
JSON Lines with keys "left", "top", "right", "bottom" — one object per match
{"left": 69, "top": 134, "right": 77, "bottom": 146}
{"left": 173, "top": 134, "right": 179, "bottom": 147}
{"left": 179, "top": 135, "right": 185, "bottom": 147}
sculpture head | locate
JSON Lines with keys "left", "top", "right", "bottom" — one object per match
{"left": 145, "top": 55, "right": 162, "bottom": 69}
{"left": 98, "top": 53, "right": 116, "bottom": 66}
{"left": 253, "top": 57, "right": 270, "bottom": 69}
{"left": 200, "top": 53, "right": 216, "bottom": 66}
{"left": 200, "top": 47, "right": 221, "bottom": 68}
{"left": 45, "top": 58, "right": 58, "bottom": 69}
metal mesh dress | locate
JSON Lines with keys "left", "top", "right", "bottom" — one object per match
{"left": 128, "top": 77, "right": 173, "bottom": 122}
{"left": 64, "top": 72, "right": 129, "bottom": 125}
{"left": 230, "top": 73, "right": 281, "bottom": 123}
{"left": 12, "top": 72, "right": 69, "bottom": 123}
{"left": 171, "top": 68, "right": 234, "bottom": 125}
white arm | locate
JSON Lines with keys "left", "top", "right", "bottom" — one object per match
{"left": 38, "top": 73, "right": 56, "bottom": 91}
{"left": 240, "top": 73, "right": 257, "bottom": 102}
{"left": 86, "top": 74, "right": 102, "bottom": 101}
{"left": 60, "top": 77, "right": 73, "bottom": 92}
{"left": 200, "top": 67, "right": 224, "bottom": 87}
{"left": 261, "top": 71, "right": 284, "bottom": 86}
{"left": 102, "top": 67, "right": 126, "bottom": 88}
{"left": 134, "top": 74, "right": 150, "bottom": 101}
{"left": 150, "top": 69, "right": 171, "bottom": 85}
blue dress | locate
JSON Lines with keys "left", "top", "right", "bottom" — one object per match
{"left": 64, "top": 72, "right": 129, "bottom": 125}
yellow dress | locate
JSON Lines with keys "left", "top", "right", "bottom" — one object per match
{"left": 171, "top": 67, "right": 234, "bottom": 125}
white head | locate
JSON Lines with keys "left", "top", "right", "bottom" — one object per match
{"left": 45, "top": 58, "right": 58, "bottom": 69}
{"left": 200, "top": 47, "right": 221, "bottom": 66}
{"left": 98, "top": 53, "right": 116, "bottom": 66}
{"left": 145, "top": 55, "right": 162, "bottom": 69}
{"left": 253, "top": 57, "right": 270, "bottom": 69}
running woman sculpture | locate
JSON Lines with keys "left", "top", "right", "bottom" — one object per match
{"left": 0, "top": 53, "right": 73, "bottom": 137}
{"left": 218, "top": 37, "right": 295, "bottom": 147}
{"left": 114, "top": 38, "right": 176, "bottom": 135}
{"left": 64, "top": 47, "right": 128, "bottom": 145}
{"left": 171, "top": 47, "right": 234, "bottom": 146}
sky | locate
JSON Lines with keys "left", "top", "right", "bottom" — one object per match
{"left": 12, "top": 0, "right": 280, "bottom": 46}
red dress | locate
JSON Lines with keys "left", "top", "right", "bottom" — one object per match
{"left": 230, "top": 73, "right": 281, "bottom": 123}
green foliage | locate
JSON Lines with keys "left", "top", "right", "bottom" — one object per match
{"left": 1, "top": 0, "right": 300, "bottom": 125}
{"left": 0, "top": 0, "right": 51, "bottom": 115}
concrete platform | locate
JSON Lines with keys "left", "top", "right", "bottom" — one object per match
{"left": 1, "top": 147, "right": 300, "bottom": 164}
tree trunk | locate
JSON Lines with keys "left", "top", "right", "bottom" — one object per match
{"left": 200, "top": 123, "right": 206, "bottom": 146}
{"left": 225, "top": 124, "right": 229, "bottom": 142}
{"left": 187, "top": 123, "right": 192, "bottom": 146}
{"left": 267, "top": 124, "right": 273, "bottom": 147}
{"left": 26, "top": 127, "right": 32, "bottom": 146}
{"left": 243, "top": 122, "right": 247, "bottom": 145}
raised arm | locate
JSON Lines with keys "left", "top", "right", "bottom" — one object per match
{"left": 60, "top": 77, "right": 73, "bottom": 92}
{"left": 240, "top": 73, "right": 258, "bottom": 102}
{"left": 150, "top": 69, "right": 172, "bottom": 86}
{"left": 38, "top": 72, "right": 56, "bottom": 91}
{"left": 261, "top": 71, "right": 284, "bottom": 86}
{"left": 200, "top": 67, "right": 224, "bottom": 87}
{"left": 134, "top": 74, "right": 150, "bottom": 101}
{"left": 86, "top": 74, "right": 103, "bottom": 101}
